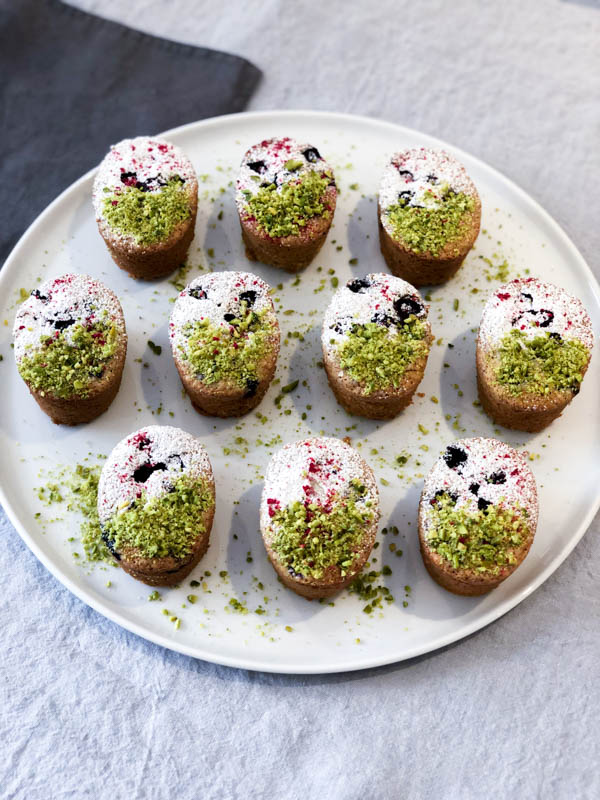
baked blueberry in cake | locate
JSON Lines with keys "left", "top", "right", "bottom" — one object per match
{"left": 260, "top": 437, "right": 380, "bottom": 599}
{"left": 322, "top": 273, "right": 433, "bottom": 419}
{"left": 93, "top": 136, "right": 198, "bottom": 280}
{"left": 169, "top": 271, "right": 280, "bottom": 417}
{"left": 477, "top": 278, "right": 593, "bottom": 432}
{"left": 98, "top": 425, "right": 216, "bottom": 586}
{"left": 236, "top": 137, "right": 337, "bottom": 272}
{"left": 378, "top": 148, "right": 481, "bottom": 285}
{"left": 418, "top": 437, "right": 538, "bottom": 596}
{"left": 13, "top": 273, "right": 127, "bottom": 425}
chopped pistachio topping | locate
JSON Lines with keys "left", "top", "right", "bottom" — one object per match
{"left": 494, "top": 329, "right": 589, "bottom": 396}
{"left": 68, "top": 464, "right": 112, "bottom": 563}
{"left": 386, "top": 188, "right": 475, "bottom": 256}
{"left": 102, "top": 177, "right": 192, "bottom": 245}
{"left": 426, "top": 493, "right": 529, "bottom": 574}
{"left": 270, "top": 483, "right": 374, "bottom": 580}
{"left": 336, "top": 317, "right": 429, "bottom": 394}
{"left": 242, "top": 170, "right": 332, "bottom": 238}
{"left": 181, "top": 306, "right": 275, "bottom": 389}
{"left": 18, "top": 320, "right": 119, "bottom": 398}
{"left": 103, "top": 475, "right": 213, "bottom": 561}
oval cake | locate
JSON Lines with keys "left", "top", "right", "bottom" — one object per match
{"left": 98, "top": 425, "right": 216, "bottom": 587}
{"left": 260, "top": 437, "right": 380, "bottom": 599}
{"left": 93, "top": 136, "right": 198, "bottom": 280}
{"left": 378, "top": 147, "right": 481, "bottom": 286}
{"left": 322, "top": 272, "right": 433, "bottom": 419}
{"left": 169, "top": 271, "right": 280, "bottom": 417}
{"left": 13, "top": 273, "right": 127, "bottom": 425}
{"left": 235, "top": 136, "right": 337, "bottom": 272}
{"left": 418, "top": 437, "right": 538, "bottom": 596}
{"left": 477, "top": 277, "right": 593, "bottom": 432}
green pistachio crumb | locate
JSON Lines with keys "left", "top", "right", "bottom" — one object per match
{"left": 336, "top": 317, "right": 429, "bottom": 394}
{"left": 102, "top": 177, "right": 192, "bottom": 245}
{"left": 18, "top": 320, "right": 119, "bottom": 399}
{"left": 426, "top": 493, "right": 530, "bottom": 574}
{"left": 386, "top": 188, "right": 475, "bottom": 256}
{"left": 148, "top": 340, "right": 162, "bottom": 356}
{"left": 494, "top": 330, "right": 589, "bottom": 396}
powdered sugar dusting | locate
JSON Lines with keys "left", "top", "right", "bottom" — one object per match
{"left": 92, "top": 135, "right": 196, "bottom": 222}
{"left": 379, "top": 148, "right": 477, "bottom": 235}
{"left": 169, "top": 271, "right": 276, "bottom": 354}
{"left": 321, "top": 272, "right": 428, "bottom": 355}
{"left": 98, "top": 425, "right": 213, "bottom": 523}
{"left": 235, "top": 136, "right": 336, "bottom": 214}
{"left": 260, "top": 437, "right": 378, "bottom": 532}
{"left": 13, "top": 273, "right": 124, "bottom": 363}
{"left": 479, "top": 277, "right": 594, "bottom": 351}
{"left": 421, "top": 437, "right": 538, "bottom": 535}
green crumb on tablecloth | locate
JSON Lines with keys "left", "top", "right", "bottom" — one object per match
{"left": 102, "top": 177, "right": 192, "bottom": 245}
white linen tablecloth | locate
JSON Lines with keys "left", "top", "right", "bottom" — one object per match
{"left": 2, "top": 1, "right": 599, "bottom": 797}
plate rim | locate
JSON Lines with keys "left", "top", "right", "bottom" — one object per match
{"left": 1, "top": 109, "right": 599, "bottom": 674}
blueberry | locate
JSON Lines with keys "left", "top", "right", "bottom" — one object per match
{"left": 120, "top": 171, "right": 137, "bottom": 184}
{"left": 188, "top": 286, "right": 207, "bottom": 300}
{"left": 133, "top": 462, "right": 167, "bottom": 483}
{"left": 521, "top": 292, "right": 533, "bottom": 302}
{"left": 478, "top": 497, "right": 491, "bottom": 512}
{"left": 223, "top": 313, "right": 236, "bottom": 322}
{"left": 136, "top": 435, "right": 151, "bottom": 451}
{"left": 398, "top": 169, "right": 414, "bottom": 180}
{"left": 239, "top": 290, "right": 257, "bottom": 307}
{"left": 487, "top": 470, "right": 506, "bottom": 485}
{"left": 244, "top": 379, "right": 259, "bottom": 398}
{"left": 332, "top": 319, "right": 349, "bottom": 335}
{"left": 52, "top": 318, "right": 75, "bottom": 331}
{"left": 469, "top": 483, "right": 480, "bottom": 496}
{"left": 302, "top": 147, "right": 321, "bottom": 163}
{"left": 247, "top": 160, "right": 266, "bottom": 174}
{"left": 31, "top": 289, "right": 49, "bottom": 302}
{"left": 347, "top": 278, "right": 371, "bottom": 293}
{"left": 550, "top": 332, "right": 562, "bottom": 341}
{"left": 536, "top": 309, "right": 554, "bottom": 328}
{"left": 426, "top": 174, "right": 438, "bottom": 184}
{"left": 371, "top": 312, "right": 396, "bottom": 328}
{"left": 393, "top": 295, "right": 424, "bottom": 322}
{"left": 167, "top": 454, "right": 184, "bottom": 471}
{"left": 443, "top": 446, "right": 468, "bottom": 471}
{"left": 435, "top": 489, "right": 458, "bottom": 503}
{"left": 101, "top": 528, "right": 120, "bottom": 560}
{"left": 398, "top": 190, "right": 414, "bottom": 207}
{"left": 571, "top": 384, "right": 580, "bottom": 395}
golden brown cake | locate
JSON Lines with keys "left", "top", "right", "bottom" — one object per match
{"left": 260, "top": 437, "right": 380, "bottom": 599}
{"left": 477, "top": 278, "right": 593, "bottom": 432}
{"left": 235, "top": 137, "right": 337, "bottom": 272}
{"left": 169, "top": 271, "right": 280, "bottom": 417}
{"left": 322, "top": 273, "right": 433, "bottom": 419}
{"left": 13, "top": 273, "right": 127, "bottom": 425}
{"left": 378, "top": 147, "right": 481, "bottom": 285}
{"left": 98, "top": 425, "right": 216, "bottom": 587}
{"left": 418, "top": 437, "right": 538, "bottom": 596}
{"left": 93, "top": 136, "right": 198, "bottom": 280}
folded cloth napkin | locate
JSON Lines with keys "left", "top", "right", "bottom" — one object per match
{"left": 0, "top": 0, "right": 261, "bottom": 263}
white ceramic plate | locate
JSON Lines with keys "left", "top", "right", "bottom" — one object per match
{"left": 1, "top": 111, "right": 599, "bottom": 674}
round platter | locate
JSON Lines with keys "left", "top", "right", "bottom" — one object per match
{"left": 1, "top": 111, "right": 598, "bottom": 674}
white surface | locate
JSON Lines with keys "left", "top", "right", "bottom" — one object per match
{"left": 3, "top": 2, "right": 600, "bottom": 798}
{"left": 1, "top": 110, "right": 599, "bottom": 675}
